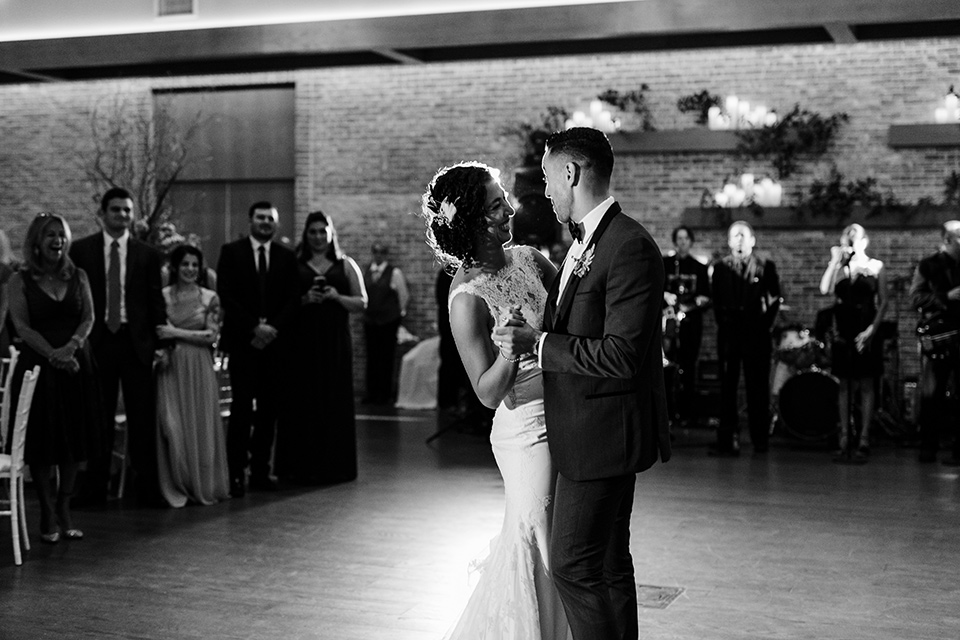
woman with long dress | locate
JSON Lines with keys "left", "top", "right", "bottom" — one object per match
{"left": 275, "top": 210, "right": 367, "bottom": 484}
{"left": 421, "top": 161, "right": 571, "bottom": 640}
{"left": 819, "top": 223, "right": 887, "bottom": 460}
{"left": 7, "top": 213, "right": 101, "bottom": 543}
{"left": 155, "top": 244, "right": 230, "bottom": 506}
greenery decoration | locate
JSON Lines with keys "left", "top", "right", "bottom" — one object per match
{"left": 677, "top": 90, "right": 722, "bottom": 125}
{"left": 736, "top": 105, "right": 848, "bottom": 179}
{"left": 945, "top": 171, "right": 960, "bottom": 205}
{"left": 504, "top": 105, "right": 570, "bottom": 166}
{"left": 793, "top": 168, "right": 942, "bottom": 221}
{"left": 596, "top": 85, "right": 655, "bottom": 131}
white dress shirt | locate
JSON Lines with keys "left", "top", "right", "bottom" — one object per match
{"left": 250, "top": 237, "right": 272, "bottom": 271}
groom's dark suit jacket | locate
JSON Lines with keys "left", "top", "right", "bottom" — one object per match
{"left": 542, "top": 202, "right": 671, "bottom": 481}
{"left": 70, "top": 232, "right": 166, "bottom": 364}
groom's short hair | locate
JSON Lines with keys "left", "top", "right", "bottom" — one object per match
{"left": 544, "top": 127, "right": 614, "bottom": 184}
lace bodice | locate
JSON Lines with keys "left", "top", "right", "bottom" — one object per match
{"left": 448, "top": 247, "right": 546, "bottom": 407}
{"left": 448, "top": 246, "right": 546, "bottom": 332}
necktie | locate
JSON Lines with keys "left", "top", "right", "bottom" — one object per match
{"left": 257, "top": 246, "right": 267, "bottom": 311}
{"left": 107, "top": 240, "right": 122, "bottom": 333}
{"left": 568, "top": 221, "right": 584, "bottom": 243}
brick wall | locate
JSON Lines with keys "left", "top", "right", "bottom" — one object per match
{"left": 3, "top": 38, "right": 960, "bottom": 395}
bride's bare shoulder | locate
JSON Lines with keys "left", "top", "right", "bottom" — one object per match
{"left": 449, "top": 267, "right": 489, "bottom": 316}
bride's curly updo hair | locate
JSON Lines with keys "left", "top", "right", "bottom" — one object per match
{"left": 421, "top": 161, "right": 501, "bottom": 270}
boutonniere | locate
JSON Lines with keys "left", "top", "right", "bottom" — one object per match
{"left": 573, "top": 246, "right": 595, "bottom": 278}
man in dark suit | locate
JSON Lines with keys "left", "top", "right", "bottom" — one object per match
{"left": 71, "top": 187, "right": 166, "bottom": 505}
{"left": 497, "top": 127, "right": 671, "bottom": 640}
{"left": 710, "top": 220, "right": 782, "bottom": 457}
{"left": 216, "top": 201, "right": 299, "bottom": 496}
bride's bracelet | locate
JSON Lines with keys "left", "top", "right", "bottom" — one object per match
{"left": 499, "top": 349, "right": 521, "bottom": 363}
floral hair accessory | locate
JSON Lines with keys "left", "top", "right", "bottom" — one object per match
{"left": 434, "top": 199, "right": 457, "bottom": 227}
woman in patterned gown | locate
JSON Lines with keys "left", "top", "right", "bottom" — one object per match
{"left": 155, "top": 244, "right": 230, "bottom": 506}
{"left": 421, "top": 161, "right": 571, "bottom": 640}
{"left": 7, "top": 213, "right": 100, "bottom": 543}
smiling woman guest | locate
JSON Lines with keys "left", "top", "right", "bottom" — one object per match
{"left": 154, "top": 245, "right": 230, "bottom": 506}
{"left": 275, "top": 210, "right": 367, "bottom": 484}
{"left": 7, "top": 213, "right": 101, "bottom": 544}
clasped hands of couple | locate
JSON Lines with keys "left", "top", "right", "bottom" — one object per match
{"left": 492, "top": 305, "right": 541, "bottom": 361}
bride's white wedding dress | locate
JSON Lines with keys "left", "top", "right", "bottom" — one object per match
{"left": 444, "top": 246, "right": 571, "bottom": 640}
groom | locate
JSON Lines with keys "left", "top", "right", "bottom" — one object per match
{"left": 496, "top": 127, "right": 671, "bottom": 639}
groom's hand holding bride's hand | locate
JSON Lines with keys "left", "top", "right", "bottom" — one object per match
{"left": 492, "top": 306, "right": 542, "bottom": 360}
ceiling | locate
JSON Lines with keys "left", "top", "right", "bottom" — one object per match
{"left": 1, "top": 0, "right": 959, "bottom": 84}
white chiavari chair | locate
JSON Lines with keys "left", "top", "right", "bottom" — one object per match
{"left": 0, "top": 365, "right": 41, "bottom": 565}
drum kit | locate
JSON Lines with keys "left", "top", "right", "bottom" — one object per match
{"left": 771, "top": 324, "right": 839, "bottom": 442}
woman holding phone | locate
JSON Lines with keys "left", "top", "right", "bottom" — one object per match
{"left": 275, "top": 210, "right": 367, "bottom": 484}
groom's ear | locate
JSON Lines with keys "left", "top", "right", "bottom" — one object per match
{"left": 566, "top": 162, "right": 581, "bottom": 187}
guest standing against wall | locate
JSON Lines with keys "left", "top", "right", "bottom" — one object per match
{"left": 275, "top": 211, "right": 366, "bottom": 484}
{"left": 0, "top": 230, "right": 16, "bottom": 360}
{"left": 155, "top": 245, "right": 231, "bottom": 506}
{"left": 362, "top": 242, "right": 408, "bottom": 405}
{"left": 71, "top": 188, "right": 166, "bottom": 506}
{"left": 8, "top": 214, "right": 101, "bottom": 541}
{"left": 216, "top": 201, "right": 299, "bottom": 497}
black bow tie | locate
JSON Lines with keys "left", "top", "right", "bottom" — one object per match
{"left": 568, "top": 221, "right": 585, "bottom": 243}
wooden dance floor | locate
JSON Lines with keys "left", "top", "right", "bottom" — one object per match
{"left": 1, "top": 410, "right": 958, "bottom": 640}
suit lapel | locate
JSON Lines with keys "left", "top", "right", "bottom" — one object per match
{"left": 544, "top": 271, "right": 561, "bottom": 331}
{"left": 89, "top": 234, "right": 107, "bottom": 316}
{"left": 125, "top": 238, "right": 137, "bottom": 291}
{"left": 553, "top": 202, "right": 620, "bottom": 326}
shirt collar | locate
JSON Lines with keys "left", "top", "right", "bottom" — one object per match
{"left": 573, "top": 196, "right": 615, "bottom": 245}
{"left": 250, "top": 236, "right": 272, "bottom": 252}
{"left": 103, "top": 230, "right": 129, "bottom": 248}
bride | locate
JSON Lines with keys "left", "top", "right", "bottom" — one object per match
{"left": 422, "top": 161, "right": 571, "bottom": 640}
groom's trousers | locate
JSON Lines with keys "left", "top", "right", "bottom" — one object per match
{"left": 551, "top": 472, "right": 638, "bottom": 640}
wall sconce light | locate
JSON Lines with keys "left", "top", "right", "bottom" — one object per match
{"left": 565, "top": 100, "right": 620, "bottom": 133}
{"left": 934, "top": 86, "right": 960, "bottom": 123}
{"left": 712, "top": 173, "right": 782, "bottom": 208}
{"left": 708, "top": 96, "right": 778, "bottom": 130}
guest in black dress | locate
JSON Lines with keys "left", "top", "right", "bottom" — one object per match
{"left": 7, "top": 214, "right": 101, "bottom": 543}
{"left": 275, "top": 211, "right": 367, "bottom": 484}
{"left": 820, "top": 224, "right": 887, "bottom": 459}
